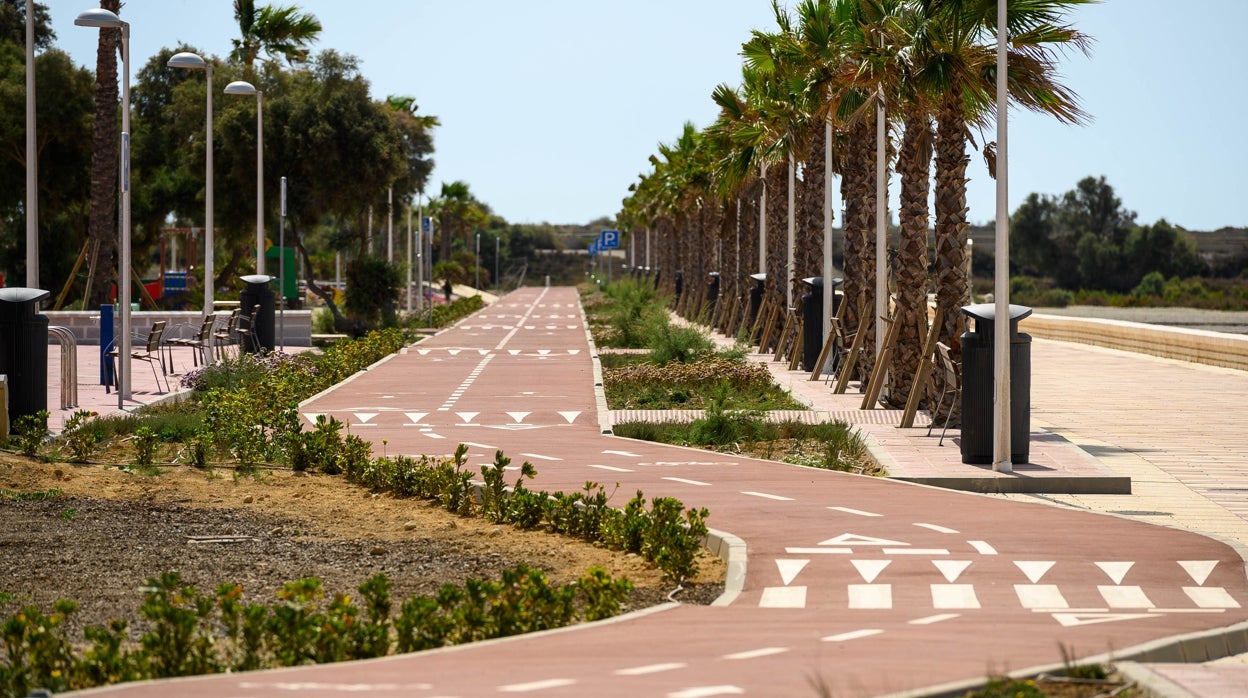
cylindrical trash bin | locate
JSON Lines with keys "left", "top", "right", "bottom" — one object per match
{"left": 674, "top": 270, "right": 684, "bottom": 301}
{"left": 800, "top": 277, "right": 824, "bottom": 372}
{"left": 239, "top": 274, "right": 276, "bottom": 353}
{"left": 959, "top": 303, "right": 1033, "bottom": 464}
{"left": 747, "top": 273, "right": 766, "bottom": 329}
{"left": 0, "top": 288, "right": 50, "bottom": 421}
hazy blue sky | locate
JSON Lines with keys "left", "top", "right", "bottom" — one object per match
{"left": 41, "top": 0, "right": 1248, "bottom": 231}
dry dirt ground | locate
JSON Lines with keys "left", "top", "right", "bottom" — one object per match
{"left": 0, "top": 452, "right": 724, "bottom": 638}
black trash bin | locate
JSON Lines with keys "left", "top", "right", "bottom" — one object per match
{"left": 239, "top": 274, "right": 276, "bottom": 353}
{"left": 0, "top": 287, "right": 50, "bottom": 421}
{"left": 747, "top": 273, "right": 766, "bottom": 329}
{"left": 800, "top": 277, "right": 824, "bottom": 371}
{"left": 959, "top": 303, "right": 1033, "bottom": 465}
{"left": 674, "top": 270, "right": 684, "bottom": 301}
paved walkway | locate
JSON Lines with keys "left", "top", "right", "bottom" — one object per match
{"left": 46, "top": 288, "right": 1248, "bottom": 697}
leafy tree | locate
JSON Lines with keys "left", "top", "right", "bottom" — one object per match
{"left": 0, "top": 6, "right": 92, "bottom": 299}
{"left": 344, "top": 254, "right": 401, "bottom": 332}
{"left": 430, "top": 181, "right": 489, "bottom": 264}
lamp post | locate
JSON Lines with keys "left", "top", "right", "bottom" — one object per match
{"left": 25, "top": 1, "right": 37, "bottom": 288}
{"left": 76, "top": 7, "right": 131, "bottom": 405}
{"left": 224, "top": 80, "right": 264, "bottom": 275}
{"left": 166, "top": 51, "right": 214, "bottom": 314}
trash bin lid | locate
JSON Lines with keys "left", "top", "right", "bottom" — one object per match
{"left": 708, "top": 271, "right": 720, "bottom": 278}
{"left": 0, "top": 287, "right": 50, "bottom": 305}
{"left": 961, "top": 302, "right": 1033, "bottom": 323}
{"left": 802, "top": 276, "right": 823, "bottom": 288}
{"left": 829, "top": 277, "right": 844, "bottom": 288}
{"left": 749, "top": 272, "right": 766, "bottom": 282}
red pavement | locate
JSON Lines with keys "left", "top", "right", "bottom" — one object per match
{"left": 64, "top": 286, "right": 1248, "bottom": 697}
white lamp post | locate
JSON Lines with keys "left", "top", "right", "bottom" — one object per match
{"left": 166, "top": 51, "right": 214, "bottom": 314}
{"left": 224, "top": 80, "right": 264, "bottom": 275}
{"left": 25, "top": 1, "right": 37, "bottom": 288}
{"left": 76, "top": 7, "right": 131, "bottom": 405}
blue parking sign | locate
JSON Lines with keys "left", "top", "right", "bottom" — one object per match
{"left": 421, "top": 216, "right": 432, "bottom": 233}
{"left": 600, "top": 229, "right": 620, "bottom": 249}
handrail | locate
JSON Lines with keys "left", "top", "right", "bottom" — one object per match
{"left": 48, "top": 326, "right": 78, "bottom": 409}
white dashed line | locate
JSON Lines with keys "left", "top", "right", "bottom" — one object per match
{"left": 663, "top": 477, "right": 711, "bottom": 486}
{"left": 723, "top": 647, "right": 790, "bottom": 660}
{"left": 828, "top": 506, "right": 881, "bottom": 517}
{"left": 520, "top": 452, "right": 562, "bottom": 461}
{"left": 741, "top": 491, "right": 793, "bottom": 501}
{"left": 588, "top": 464, "right": 634, "bottom": 473}
{"left": 499, "top": 678, "right": 576, "bottom": 692}
{"left": 821, "top": 629, "right": 884, "bottom": 642}
{"left": 914, "top": 523, "right": 959, "bottom": 533}
{"left": 909, "top": 613, "right": 960, "bottom": 625}
{"left": 614, "top": 663, "right": 687, "bottom": 676}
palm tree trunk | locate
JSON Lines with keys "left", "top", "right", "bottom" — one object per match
{"left": 934, "top": 92, "right": 971, "bottom": 354}
{"left": 795, "top": 125, "right": 826, "bottom": 291}
{"left": 85, "top": 0, "right": 122, "bottom": 309}
{"left": 842, "top": 117, "right": 878, "bottom": 383}
{"left": 888, "top": 107, "right": 934, "bottom": 408}
{"left": 764, "top": 165, "right": 787, "bottom": 309}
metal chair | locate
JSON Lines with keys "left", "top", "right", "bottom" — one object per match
{"left": 927, "top": 341, "right": 962, "bottom": 445}
{"left": 234, "top": 307, "right": 261, "bottom": 354}
{"left": 108, "top": 321, "right": 169, "bottom": 393}
{"left": 167, "top": 314, "right": 217, "bottom": 369}
{"left": 212, "top": 308, "right": 241, "bottom": 359}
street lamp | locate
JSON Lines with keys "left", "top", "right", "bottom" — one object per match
{"left": 166, "top": 51, "right": 214, "bottom": 314}
{"left": 224, "top": 80, "right": 264, "bottom": 275}
{"left": 76, "top": 7, "right": 131, "bottom": 405}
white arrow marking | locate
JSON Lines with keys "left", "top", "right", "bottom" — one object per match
{"left": 303, "top": 412, "right": 322, "bottom": 423}
{"left": 456, "top": 412, "right": 479, "bottom": 423}
{"left": 1098, "top": 585, "right": 1154, "bottom": 608}
{"left": 1052, "top": 612, "right": 1154, "bottom": 628}
{"left": 509, "top": 349, "right": 521, "bottom": 355}
{"left": 828, "top": 506, "right": 882, "bottom": 517}
{"left": 1096, "top": 561, "right": 1135, "bottom": 585}
{"left": 1015, "top": 584, "right": 1069, "bottom": 610}
{"left": 931, "top": 584, "right": 980, "bottom": 609}
{"left": 969, "top": 541, "right": 997, "bottom": 555}
{"left": 448, "top": 349, "right": 462, "bottom": 356}
{"left": 1184, "top": 586, "right": 1240, "bottom": 608}
{"left": 354, "top": 413, "right": 378, "bottom": 423}
{"left": 416, "top": 349, "right": 431, "bottom": 355}
{"left": 614, "top": 663, "right": 687, "bottom": 676}
{"left": 1180, "top": 560, "right": 1218, "bottom": 586}
{"left": 820, "top": 533, "right": 908, "bottom": 547}
{"left": 723, "top": 647, "right": 789, "bottom": 660}
{"left": 461, "top": 441, "right": 497, "bottom": 450}
{"left": 852, "top": 560, "right": 891, "bottom": 583}
{"left": 1015, "top": 561, "right": 1056, "bottom": 584}
{"left": 934, "top": 560, "right": 972, "bottom": 583}
{"left": 914, "top": 523, "right": 959, "bottom": 534}
{"left": 538, "top": 349, "right": 551, "bottom": 355}
{"left": 667, "top": 686, "right": 745, "bottom": 698}
{"left": 821, "top": 629, "right": 883, "bottom": 642}
{"left": 404, "top": 412, "right": 427, "bottom": 424}
{"left": 603, "top": 449, "right": 641, "bottom": 457}
{"left": 759, "top": 586, "right": 806, "bottom": 608}
{"left": 499, "top": 678, "right": 576, "bottom": 692}
{"left": 567, "top": 349, "right": 581, "bottom": 355}
{"left": 423, "top": 432, "right": 446, "bottom": 440}
{"left": 776, "top": 559, "right": 810, "bottom": 585}
{"left": 478, "top": 349, "right": 489, "bottom": 355}
{"left": 506, "top": 411, "right": 530, "bottom": 423}
{"left": 558, "top": 411, "right": 582, "bottom": 423}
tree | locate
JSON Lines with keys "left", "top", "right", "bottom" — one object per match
{"left": 431, "top": 181, "right": 488, "bottom": 265}
{"left": 78, "top": 0, "right": 123, "bottom": 308}
{"left": 231, "top": 0, "right": 322, "bottom": 74}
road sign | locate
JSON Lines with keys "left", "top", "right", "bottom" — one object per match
{"left": 589, "top": 241, "right": 598, "bottom": 255}
{"left": 421, "top": 216, "right": 432, "bottom": 233}
{"left": 600, "top": 229, "right": 620, "bottom": 249}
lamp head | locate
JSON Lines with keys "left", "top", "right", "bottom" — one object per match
{"left": 168, "top": 52, "right": 208, "bottom": 70}
{"left": 74, "top": 8, "right": 125, "bottom": 28}
{"left": 224, "top": 80, "right": 259, "bottom": 96}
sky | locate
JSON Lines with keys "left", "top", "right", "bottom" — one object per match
{"left": 39, "top": 0, "right": 1248, "bottom": 231}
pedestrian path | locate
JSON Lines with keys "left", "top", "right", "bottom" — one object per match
{"left": 56, "top": 286, "right": 1248, "bottom": 698}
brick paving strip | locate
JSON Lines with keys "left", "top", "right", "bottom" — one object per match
{"left": 61, "top": 288, "right": 1248, "bottom": 697}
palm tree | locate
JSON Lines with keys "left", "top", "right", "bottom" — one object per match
{"left": 231, "top": 0, "right": 322, "bottom": 73}
{"left": 84, "top": 0, "right": 121, "bottom": 308}
{"left": 431, "top": 181, "right": 488, "bottom": 265}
